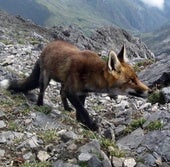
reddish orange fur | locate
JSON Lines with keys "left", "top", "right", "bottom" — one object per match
{"left": 41, "top": 40, "right": 107, "bottom": 92}
{"left": 40, "top": 40, "right": 149, "bottom": 95}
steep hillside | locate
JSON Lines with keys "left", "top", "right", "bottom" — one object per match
{"left": 0, "top": 0, "right": 170, "bottom": 33}
{"left": 34, "top": 0, "right": 170, "bottom": 32}
{"left": 0, "top": 0, "right": 50, "bottom": 25}
{"left": 36, "top": 0, "right": 112, "bottom": 33}
{"left": 142, "top": 23, "right": 170, "bottom": 56}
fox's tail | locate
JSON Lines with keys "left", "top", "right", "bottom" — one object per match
{"left": 0, "top": 59, "right": 40, "bottom": 92}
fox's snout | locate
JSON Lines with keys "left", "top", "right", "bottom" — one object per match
{"left": 127, "top": 89, "right": 148, "bottom": 98}
{"left": 126, "top": 81, "right": 150, "bottom": 98}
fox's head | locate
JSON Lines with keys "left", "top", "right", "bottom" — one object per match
{"left": 106, "top": 45, "right": 149, "bottom": 98}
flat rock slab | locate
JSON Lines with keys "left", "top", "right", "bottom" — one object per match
{"left": 139, "top": 56, "right": 170, "bottom": 88}
{"left": 116, "top": 128, "right": 144, "bottom": 150}
{"left": 140, "top": 130, "right": 170, "bottom": 162}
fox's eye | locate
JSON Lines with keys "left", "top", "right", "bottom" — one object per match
{"left": 130, "top": 78, "right": 134, "bottom": 82}
{"left": 129, "top": 78, "right": 136, "bottom": 84}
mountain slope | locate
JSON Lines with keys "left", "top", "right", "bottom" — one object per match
{"left": 142, "top": 23, "right": 170, "bottom": 56}
{"left": 0, "top": 0, "right": 51, "bottom": 25}
{"left": 36, "top": 0, "right": 170, "bottom": 32}
{"left": 0, "top": 0, "right": 170, "bottom": 33}
{"left": 36, "top": 0, "right": 112, "bottom": 33}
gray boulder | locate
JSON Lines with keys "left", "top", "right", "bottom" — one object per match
{"left": 139, "top": 56, "right": 170, "bottom": 88}
{"left": 161, "top": 86, "right": 170, "bottom": 103}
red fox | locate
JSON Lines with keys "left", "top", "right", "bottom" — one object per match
{"left": 0, "top": 40, "right": 149, "bottom": 130}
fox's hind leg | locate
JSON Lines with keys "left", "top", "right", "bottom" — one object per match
{"left": 37, "top": 70, "right": 50, "bottom": 106}
{"left": 60, "top": 84, "right": 73, "bottom": 111}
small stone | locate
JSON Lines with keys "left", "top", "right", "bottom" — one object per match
{"left": 112, "top": 156, "right": 123, "bottom": 167}
{"left": 151, "top": 103, "right": 159, "bottom": 112}
{"left": 117, "top": 95, "right": 128, "bottom": 101}
{"left": 0, "top": 131, "right": 24, "bottom": 144}
{"left": 105, "top": 96, "right": 111, "bottom": 100}
{"left": 52, "top": 160, "right": 79, "bottom": 167}
{"left": 50, "top": 80, "right": 57, "bottom": 86}
{"left": 142, "top": 153, "right": 156, "bottom": 166}
{"left": 78, "top": 140, "right": 101, "bottom": 154}
{"left": 161, "top": 86, "right": 170, "bottom": 103}
{"left": 135, "top": 162, "right": 146, "bottom": 167}
{"left": 0, "top": 111, "right": 5, "bottom": 118}
{"left": 23, "top": 152, "right": 34, "bottom": 160}
{"left": 25, "top": 119, "right": 32, "bottom": 124}
{"left": 0, "top": 135, "right": 6, "bottom": 144}
{"left": 115, "top": 100, "right": 130, "bottom": 109}
{"left": 88, "top": 155, "right": 102, "bottom": 167}
{"left": 113, "top": 118, "right": 126, "bottom": 125}
{"left": 67, "top": 143, "right": 78, "bottom": 151}
{"left": 78, "top": 152, "right": 93, "bottom": 162}
{"left": 67, "top": 158, "right": 77, "bottom": 164}
{"left": 37, "top": 150, "right": 50, "bottom": 161}
{"left": 139, "top": 103, "right": 152, "bottom": 110}
{"left": 155, "top": 157, "right": 162, "bottom": 166}
{"left": 0, "top": 149, "right": 5, "bottom": 156}
{"left": 26, "top": 133, "right": 39, "bottom": 148}
{"left": 103, "top": 128, "right": 115, "bottom": 141}
{"left": 1, "top": 57, "right": 14, "bottom": 66}
{"left": 123, "top": 158, "right": 136, "bottom": 167}
{"left": 60, "top": 131, "right": 78, "bottom": 142}
{"left": 115, "top": 125, "right": 126, "bottom": 136}
{"left": 0, "top": 120, "right": 6, "bottom": 128}
{"left": 56, "top": 129, "right": 67, "bottom": 135}
{"left": 17, "top": 133, "right": 39, "bottom": 149}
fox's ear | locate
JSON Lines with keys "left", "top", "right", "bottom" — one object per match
{"left": 108, "top": 50, "right": 121, "bottom": 72}
{"left": 117, "top": 45, "right": 128, "bottom": 62}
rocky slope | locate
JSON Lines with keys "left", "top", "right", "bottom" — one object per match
{"left": 0, "top": 11, "right": 170, "bottom": 167}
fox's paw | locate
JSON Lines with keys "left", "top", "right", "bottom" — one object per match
{"left": 80, "top": 119, "right": 99, "bottom": 131}
{"left": 89, "top": 121, "right": 99, "bottom": 131}
{"left": 76, "top": 113, "right": 99, "bottom": 131}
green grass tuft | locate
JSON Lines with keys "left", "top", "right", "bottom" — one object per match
{"left": 147, "top": 120, "right": 164, "bottom": 131}
{"left": 148, "top": 90, "right": 165, "bottom": 104}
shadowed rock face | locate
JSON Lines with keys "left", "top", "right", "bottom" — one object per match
{"left": 139, "top": 56, "right": 170, "bottom": 88}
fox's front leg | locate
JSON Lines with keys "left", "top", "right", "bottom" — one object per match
{"left": 60, "top": 85, "right": 87, "bottom": 111}
{"left": 66, "top": 91, "right": 98, "bottom": 131}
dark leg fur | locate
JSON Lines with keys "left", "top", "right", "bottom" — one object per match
{"left": 78, "top": 94, "right": 87, "bottom": 106}
{"left": 60, "top": 86, "right": 87, "bottom": 111}
{"left": 37, "top": 70, "right": 50, "bottom": 106}
{"left": 66, "top": 92, "right": 98, "bottom": 131}
{"left": 60, "top": 85, "right": 73, "bottom": 111}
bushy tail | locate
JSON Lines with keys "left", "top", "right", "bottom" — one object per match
{"left": 0, "top": 59, "right": 40, "bottom": 92}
